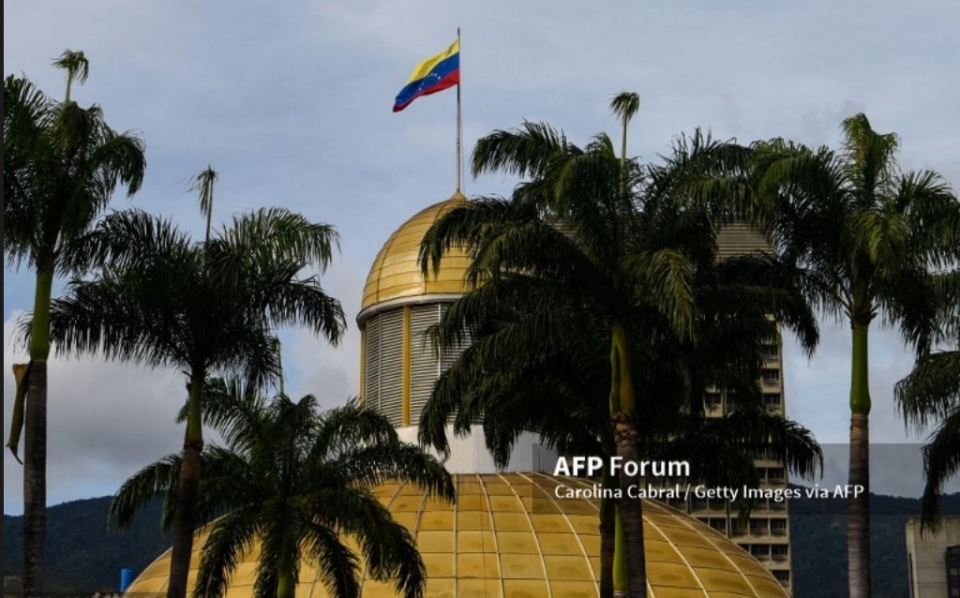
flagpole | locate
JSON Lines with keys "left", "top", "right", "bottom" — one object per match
{"left": 456, "top": 27, "right": 463, "bottom": 194}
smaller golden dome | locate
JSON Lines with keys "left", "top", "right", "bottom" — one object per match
{"left": 361, "top": 193, "right": 472, "bottom": 318}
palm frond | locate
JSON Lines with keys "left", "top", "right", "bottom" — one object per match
{"left": 52, "top": 49, "right": 89, "bottom": 89}
{"left": 311, "top": 401, "right": 399, "bottom": 460}
{"left": 610, "top": 92, "right": 640, "bottom": 127}
{"left": 896, "top": 349, "right": 960, "bottom": 430}
{"left": 191, "top": 166, "right": 218, "bottom": 240}
{"left": 211, "top": 207, "right": 340, "bottom": 280}
{"left": 335, "top": 444, "right": 455, "bottom": 501}
{"left": 624, "top": 249, "right": 697, "bottom": 341}
{"left": 471, "top": 121, "right": 578, "bottom": 181}
{"left": 315, "top": 490, "right": 425, "bottom": 598}
{"left": 302, "top": 521, "right": 361, "bottom": 598}
{"left": 194, "top": 508, "right": 260, "bottom": 598}
{"left": 919, "top": 408, "right": 960, "bottom": 531}
{"left": 109, "top": 453, "right": 182, "bottom": 533}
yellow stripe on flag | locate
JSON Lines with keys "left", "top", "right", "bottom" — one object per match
{"left": 404, "top": 40, "right": 460, "bottom": 85}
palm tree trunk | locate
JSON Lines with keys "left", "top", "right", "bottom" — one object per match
{"left": 613, "top": 417, "right": 647, "bottom": 598}
{"left": 613, "top": 505, "right": 629, "bottom": 597}
{"left": 23, "top": 269, "right": 53, "bottom": 598}
{"left": 23, "top": 361, "right": 47, "bottom": 598}
{"left": 167, "top": 373, "right": 206, "bottom": 598}
{"left": 610, "top": 322, "right": 647, "bottom": 598}
{"left": 848, "top": 324, "right": 871, "bottom": 598}
{"left": 277, "top": 568, "right": 296, "bottom": 598}
{"left": 599, "top": 433, "right": 619, "bottom": 598}
{"left": 599, "top": 504, "right": 613, "bottom": 598}
{"left": 600, "top": 491, "right": 615, "bottom": 598}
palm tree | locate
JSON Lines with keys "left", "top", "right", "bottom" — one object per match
{"left": 896, "top": 270, "right": 960, "bottom": 530}
{"left": 420, "top": 94, "right": 685, "bottom": 597}
{"left": 418, "top": 180, "right": 823, "bottom": 597}
{"left": 110, "top": 378, "right": 454, "bottom": 598}
{"left": 749, "top": 114, "right": 960, "bottom": 598}
{"left": 418, "top": 95, "right": 817, "bottom": 597}
{"left": 39, "top": 200, "right": 345, "bottom": 598}
{"left": 4, "top": 50, "right": 146, "bottom": 595}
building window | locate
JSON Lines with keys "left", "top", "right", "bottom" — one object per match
{"left": 773, "top": 570, "right": 790, "bottom": 586}
{"left": 947, "top": 546, "right": 960, "bottom": 598}
{"left": 749, "top": 544, "right": 770, "bottom": 559}
{"left": 760, "top": 344, "right": 778, "bottom": 358}
{"left": 763, "top": 393, "right": 782, "bottom": 406}
{"left": 709, "top": 518, "right": 727, "bottom": 532}
{"left": 705, "top": 392, "right": 722, "bottom": 406}
{"left": 771, "top": 519, "right": 788, "bottom": 536}
{"left": 772, "top": 544, "right": 789, "bottom": 561}
{"left": 749, "top": 519, "right": 769, "bottom": 536}
{"left": 762, "top": 369, "right": 780, "bottom": 385}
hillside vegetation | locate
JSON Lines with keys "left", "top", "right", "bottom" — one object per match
{"left": 4, "top": 492, "right": 958, "bottom": 595}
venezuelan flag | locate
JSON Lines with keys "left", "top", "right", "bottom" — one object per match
{"left": 393, "top": 40, "right": 460, "bottom": 113}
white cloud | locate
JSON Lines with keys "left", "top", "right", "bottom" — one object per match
{"left": 3, "top": 314, "right": 185, "bottom": 515}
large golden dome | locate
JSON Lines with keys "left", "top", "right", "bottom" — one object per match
{"left": 360, "top": 193, "right": 472, "bottom": 318}
{"left": 125, "top": 473, "right": 789, "bottom": 598}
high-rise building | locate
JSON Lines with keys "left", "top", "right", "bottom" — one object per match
{"left": 668, "top": 223, "right": 794, "bottom": 594}
{"left": 906, "top": 517, "right": 960, "bottom": 598}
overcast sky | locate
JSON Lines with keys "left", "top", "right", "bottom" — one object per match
{"left": 4, "top": 0, "right": 959, "bottom": 514}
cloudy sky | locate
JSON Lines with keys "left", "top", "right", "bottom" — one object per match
{"left": 4, "top": 0, "right": 959, "bottom": 514}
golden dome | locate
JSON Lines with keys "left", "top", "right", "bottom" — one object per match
{"left": 360, "top": 194, "right": 472, "bottom": 317}
{"left": 126, "top": 473, "right": 789, "bottom": 598}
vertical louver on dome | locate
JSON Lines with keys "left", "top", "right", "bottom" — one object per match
{"left": 359, "top": 195, "right": 473, "bottom": 427}
{"left": 363, "top": 302, "right": 468, "bottom": 427}
{"left": 410, "top": 304, "right": 444, "bottom": 423}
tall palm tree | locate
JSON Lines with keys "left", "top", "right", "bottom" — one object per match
{"left": 38, "top": 202, "right": 345, "bottom": 598}
{"left": 418, "top": 187, "right": 823, "bottom": 597}
{"left": 896, "top": 270, "right": 960, "bottom": 530}
{"left": 111, "top": 378, "right": 454, "bottom": 598}
{"left": 420, "top": 95, "right": 686, "bottom": 598}
{"left": 749, "top": 114, "right": 960, "bottom": 598}
{"left": 418, "top": 95, "right": 814, "bottom": 597}
{"left": 4, "top": 50, "right": 146, "bottom": 595}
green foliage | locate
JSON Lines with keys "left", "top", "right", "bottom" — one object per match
{"left": 4, "top": 498, "right": 169, "bottom": 592}
{"left": 750, "top": 114, "right": 960, "bottom": 339}
{"left": 27, "top": 178, "right": 347, "bottom": 598}
{"left": 896, "top": 271, "right": 960, "bottom": 529}
{"left": 3, "top": 73, "right": 146, "bottom": 276}
{"left": 422, "top": 105, "right": 825, "bottom": 597}
{"left": 418, "top": 123, "right": 823, "bottom": 481}
{"left": 111, "top": 380, "right": 454, "bottom": 598}
{"left": 191, "top": 166, "right": 218, "bottom": 241}
{"left": 4, "top": 54, "right": 148, "bottom": 593}
{"left": 748, "top": 112, "right": 960, "bottom": 597}
{"left": 34, "top": 206, "right": 345, "bottom": 394}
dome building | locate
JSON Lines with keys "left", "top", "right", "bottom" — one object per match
{"left": 125, "top": 194, "right": 792, "bottom": 598}
{"left": 357, "top": 193, "right": 546, "bottom": 473}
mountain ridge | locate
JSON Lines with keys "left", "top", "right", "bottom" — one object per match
{"left": 5, "top": 491, "right": 959, "bottom": 596}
